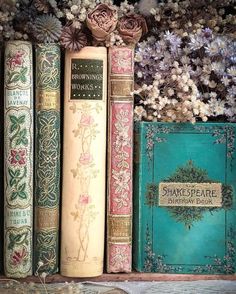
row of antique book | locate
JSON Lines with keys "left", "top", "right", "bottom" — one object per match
{"left": 2, "top": 41, "right": 134, "bottom": 278}
{"left": 1, "top": 40, "right": 236, "bottom": 279}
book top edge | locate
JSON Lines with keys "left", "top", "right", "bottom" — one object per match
{"left": 5, "top": 40, "right": 32, "bottom": 46}
{"left": 66, "top": 46, "right": 107, "bottom": 56}
{"left": 134, "top": 121, "right": 236, "bottom": 127}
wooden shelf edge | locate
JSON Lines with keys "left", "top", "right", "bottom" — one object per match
{"left": 1, "top": 273, "right": 236, "bottom": 283}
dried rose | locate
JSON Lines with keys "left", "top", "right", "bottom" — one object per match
{"left": 86, "top": 4, "right": 118, "bottom": 42}
{"left": 117, "top": 14, "right": 148, "bottom": 44}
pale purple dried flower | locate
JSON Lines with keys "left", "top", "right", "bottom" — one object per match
{"left": 202, "top": 28, "right": 213, "bottom": 39}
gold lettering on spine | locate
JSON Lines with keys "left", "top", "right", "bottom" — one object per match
{"left": 36, "top": 90, "right": 60, "bottom": 110}
{"left": 159, "top": 182, "right": 222, "bottom": 207}
{"left": 111, "top": 80, "right": 133, "bottom": 97}
{"left": 108, "top": 216, "right": 132, "bottom": 243}
{"left": 35, "top": 207, "right": 59, "bottom": 230}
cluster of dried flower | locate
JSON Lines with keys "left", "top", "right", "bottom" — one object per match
{"left": 134, "top": 0, "right": 236, "bottom": 122}
{"left": 0, "top": 0, "right": 235, "bottom": 123}
{"left": 0, "top": 0, "right": 147, "bottom": 50}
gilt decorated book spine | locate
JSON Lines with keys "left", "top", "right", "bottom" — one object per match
{"left": 61, "top": 47, "right": 107, "bottom": 277}
{"left": 4, "top": 41, "right": 33, "bottom": 277}
{"left": 34, "top": 44, "right": 61, "bottom": 274}
{"left": 107, "top": 47, "right": 134, "bottom": 273}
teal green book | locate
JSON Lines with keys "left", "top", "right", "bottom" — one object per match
{"left": 34, "top": 43, "right": 61, "bottom": 275}
{"left": 133, "top": 122, "right": 236, "bottom": 274}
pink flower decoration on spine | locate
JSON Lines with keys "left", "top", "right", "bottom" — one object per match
{"left": 80, "top": 113, "right": 94, "bottom": 127}
{"left": 10, "top": 247, "right": 27, "bottom": 266}
{"left": 79, "top": 152, "right": 93, "bottom": 165}
{"left": 7, "top": 50, "right": 25, "bottom": 70}
{"left": 79, "top": 194, "right": 90, "bottom": 204}
{"left": 9, "top": 149, "right": 26, "bottom": 165}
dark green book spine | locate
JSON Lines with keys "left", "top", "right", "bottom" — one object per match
{"left": 34, "top": 43, "right": 61, "bottom": 274}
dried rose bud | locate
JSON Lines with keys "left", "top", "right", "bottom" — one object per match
{"left": 117, "top": 14, "right": 148, "bottom": 44}
{"left": 86, "top": 4, "right": 118, "bottom": 42}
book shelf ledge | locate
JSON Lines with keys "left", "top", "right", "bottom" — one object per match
{"left": 0, "top": 273, "right": 236, "bottom": 283}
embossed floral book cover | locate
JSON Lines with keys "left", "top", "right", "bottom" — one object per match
{"left": 133, "top": 122, "right": 236, "bottom": 274}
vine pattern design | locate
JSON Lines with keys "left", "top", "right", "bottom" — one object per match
{"left": 34, "top": 44, "right": 60, "bottom": 274}
{"left": 69, "top": 102, "right": 101, "bottom": 262}
{"left": 109, "top": 244, "right": 130, "bottom": 272}
{"left": 36, "top": 112, "right": 60, "bottom": 208}
{"left": 7, "top": 113, "right": 30, "bottom": 209}
{"left": 5, "top": 42, "right": 33, "bottom": 276}
{"left": 34, "top": 112, "right": 60, "bottom": 273}
{"left": 36, "top": 44, "right": 60, "bottom": 90}
{"left": 6, "top": 112, "right": 31, "bottom": 274}
{"left": 35, "top": 230, "right": 58, "bottom": 273}
{"left": 111, "top": 107, "right": 132, "bottom": 212}
{"left": 5, "top": 48, "right": 30, "bottom": 86}
{"left": 8, "top": 229, "right": 30, "bottom": 269}
{"left": 144, "top": 225, "right": 183, "bottom": 273}
{"left": 8, "top": 115, "right": 28, "bottom": 203}
{"left": 145, "top": 125, "right": 175, "bottom": 162}
{"left": 194, "top": 125, "right": 235, "bottom": 166}
{"left": 145, "top": 124, "right": 235, "bottom": 167}
{"left": 193, "top": 226, "right": 235, "bottom": 274}
{"left": 144, "top": 225, "right": 235, "bottom": 274}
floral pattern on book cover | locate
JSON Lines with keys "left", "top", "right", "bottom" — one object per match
{"left": 110, "top": 105, "right": 132, "bottom": 214}
{"left": 4, "top": 42, "right": 33, "bottom": 276}
{"left": 69, "top": 102, "right": 101, "bottom": 262}
{"left": 109, "top": 244, "right": 131, "bottom": 272}
{"left": 111, "top": 48, "right": 133, "bottom": 75}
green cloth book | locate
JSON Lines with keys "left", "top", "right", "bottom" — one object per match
{"left": 133, "top": 122, "right": 236, "bottom": 274}
{"left": 4, "top": 41, "right": 34, "bottom": 277}
{"left": 34, "top": 43, "right": 61, "bottom": 275}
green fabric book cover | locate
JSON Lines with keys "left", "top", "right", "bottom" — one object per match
{"left": 34, "top": 43, "right": 61, "bottom": 275}
{"left": 4, "top": 41, "right": 33, "bottom": 277}
{"left": 133, "top": 122, "right": 236, "bottom": 274}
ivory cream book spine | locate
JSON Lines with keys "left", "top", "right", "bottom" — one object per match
{"left": 34, "top": 43, "right": 61, "bottom": 274}
{"left": 61, "top": 47, "right": 107, "bottom": 277}
{"left": 107, "top": 47, "right": 134, "bottom": 273}
{"left": 4, "top": 41, "right": 33, "bottom": 277}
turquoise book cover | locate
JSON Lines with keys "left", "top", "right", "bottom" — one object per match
{"left": 133, "top": 122, "right": 236, "bottom": 274}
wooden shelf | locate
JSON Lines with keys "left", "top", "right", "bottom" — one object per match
{"left": 1, "top": 273, "right": 236, "bottom": 283}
